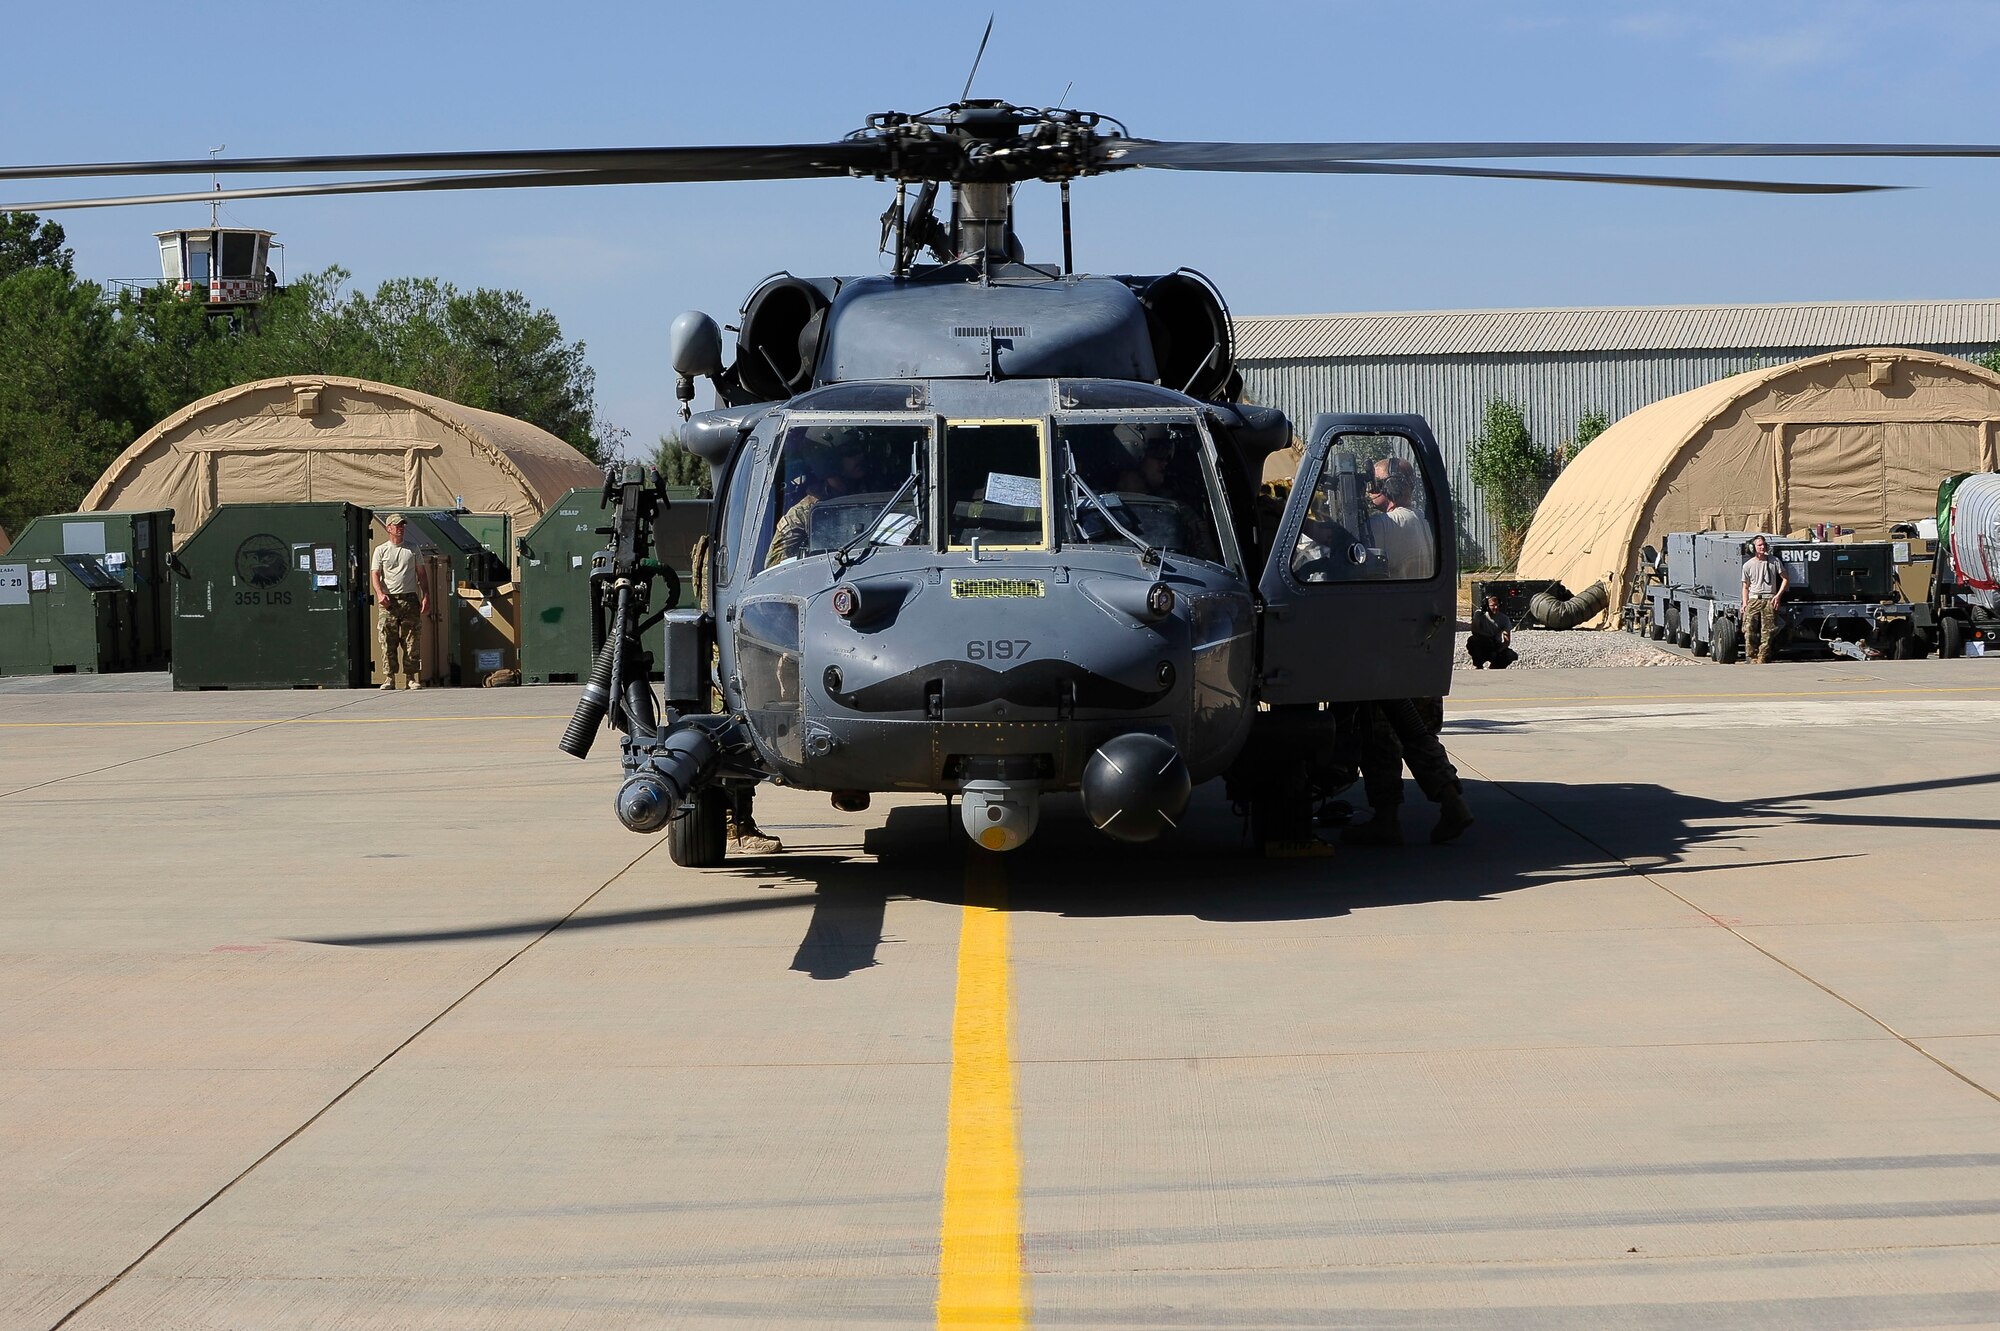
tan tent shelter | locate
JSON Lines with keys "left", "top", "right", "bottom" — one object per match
{"left": 81, "top": 376, "right": 605, "bottom": 546}
{"left": 1519, "top": 348, "right": 2000, "bottom": 624}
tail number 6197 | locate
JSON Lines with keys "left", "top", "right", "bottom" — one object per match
{"left": 967, "top": 639, "right": 1031, "bottom": 661}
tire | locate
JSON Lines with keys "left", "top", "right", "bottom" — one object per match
{"left": 1713, "top": 617, "right": 1740, "bottom": 664}
{"left": 1648, "top": 621, "right": 1665, "bottom": 641}
{"left": 1942, "top": 616, "right": 1965, "bottom": 659}
{"left": 1891, "top": 629, "right": 1923, "bottom": 660}
{"left": 668, "top": 786, "right": 727, "bottom": 867}
{"left": 1676, "top": 629, "right": 1693, "bottom": 649}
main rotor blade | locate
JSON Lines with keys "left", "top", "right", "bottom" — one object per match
{"left": 1107, "top": 148, "right": 1891, "bottom": 194}
{"left": 1109, "top": 138, "right": 2000, "bottom": 167}
{"left": 0, "top": 166, "right": 788, "bottom": 212}
{"left": 0, "top": 141, "right": 887, "bottom": 185}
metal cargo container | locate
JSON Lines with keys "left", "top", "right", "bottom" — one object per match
{"left": 454, "top": 513, "right": 512, "bottom": 565}
{"left": 5, "top": 510, "right": 173, "bottom": 667}
{"left": 172, "top": 503, "right": 371, "bottom": 689}
{"left": 518, "top": 486, "right": 708, "bottom": 684}
{"left": 0, "top": 560, "right": 35, "bottom": 675}
{"left": 368, "top": 510, "right": 517, "bottom": 686}
{"left": 0, "top": 553, "right": 133, "bottom": 676}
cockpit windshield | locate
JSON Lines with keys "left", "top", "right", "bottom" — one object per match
{"left": 1056, "top": 417, "right": 1226, "bottom": 566}
{"left": 754, "top": 418, "right": 929, "bottom": 570}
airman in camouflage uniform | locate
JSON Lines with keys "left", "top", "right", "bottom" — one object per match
{"left": 1740, "top": 535, "right": 1789, "bottom": 664}
{"left": 370, "top": 514, "right": 428, "bottom": 689}
{"left": 690, "top": 531, "right": 783, "bottom": 855}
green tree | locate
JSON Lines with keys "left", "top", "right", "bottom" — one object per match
{"left": 0, "top": 212, "right": 72, "bottom": 281}
{"left": 1977, "top": 346, "right": 2000, "bottom": 375}
{"left": 0, "top": 267, "right": 140, "bottom": 534}
{"left": 1558, "top": 407, "right": 1610, "bottom": 468}
{"left": 652, "top": 435, "right": 712, "bottom": 496}
{"left": 116, "top": 266, "right": 621, "bottom": 464}
{"left": 1466, "top": 398, "right": 1552, "bottom": 568}
{"left": 1573, "top": 408, "right": 1609, "bottom": 451}
{"left": 0, "top": 219, "right": 622, "bottom": 534}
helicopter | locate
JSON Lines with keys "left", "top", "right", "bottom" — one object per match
{"left": 9, "top": 99, "right": 2000, "bottom": 862}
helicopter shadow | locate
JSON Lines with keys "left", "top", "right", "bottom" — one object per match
{"left": 760, "top": 763, "right": 2000, "bottom": 938}
{"left": 301, "top": 769, "right": 2000, "bottom": 973}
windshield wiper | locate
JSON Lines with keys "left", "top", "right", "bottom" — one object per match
{"left": 1064, "top": 444, "right": 1163, "bottom": 567}
{"left": 833, "top": 443, "right": 923, "bottom": 572}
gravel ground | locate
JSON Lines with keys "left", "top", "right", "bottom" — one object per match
{"left": 1451, "top": 626, "right": 1697, "bottom": 670}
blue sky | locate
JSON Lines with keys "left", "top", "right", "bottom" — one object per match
{"left": 6, "top": 1, "right": 1999, "bottom": 451}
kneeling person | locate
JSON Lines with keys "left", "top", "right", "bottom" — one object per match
{"left": 1467, "top": 594, "right": 1518, "bottom": 670}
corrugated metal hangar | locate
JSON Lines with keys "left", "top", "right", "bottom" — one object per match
{"left": 1234, "top": 298, "right": 2000, "bottom": 560}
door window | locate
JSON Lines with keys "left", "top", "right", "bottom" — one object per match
{"left": 1290, "top": 434, "right": 1437, "bottom": 584}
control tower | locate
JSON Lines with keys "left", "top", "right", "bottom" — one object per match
{"left": 155, "top": 226, "right": 277, "bottom": 307}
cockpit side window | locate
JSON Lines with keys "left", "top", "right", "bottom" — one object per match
{"left": 1290, "top": 434, "right": 1438, "bottom": 584}
{"left": 944, "top": 420, "right": 1047, "bottom": 550}
{"left": 753, "top": 418, "right": 929, "bottom": 572}
{"left": 1057, "top": 417, "right": 1227, "bottom": 567}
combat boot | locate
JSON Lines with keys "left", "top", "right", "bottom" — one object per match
{"left": 1430, "top": 793, "right": 1474, "bottom": 844}
{"left": 728, "top": 818, "right": 783, "bottom": 855}
{"left": 1340, "top": 807, "right": 1403, "bottom": 846}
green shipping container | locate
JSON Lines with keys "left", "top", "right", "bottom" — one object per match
{"left": 5, "top": 510, "right": 173, "bottom": 668}
{"left": 454, "top": 513, "right": 513, "bottom": 566}
{"left": 518, "top": 486, "right": 708, "bottom": 684}
{"left": 0, "top": 554, "right": 132, "bottom": 676}
{"left": 172, "top": 503, "right": 371, "bottom": 690}
{"left": 0, "top": 561, "right": 40, "bottom": 675}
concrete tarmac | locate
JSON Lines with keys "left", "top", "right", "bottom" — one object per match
{"left": 4, "top": 661, "right": 1999, "bottom": 1328}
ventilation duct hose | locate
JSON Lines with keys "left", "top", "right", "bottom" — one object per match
{"left": 1529, "top": 580, "right": 1610, "bottom": 630}
{"left": 558, "top": 638, "right": 617, "bottom": 759}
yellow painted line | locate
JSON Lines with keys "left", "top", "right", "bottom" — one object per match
{"left": 0, "top": 714, "right": 567, "bottom": 729}
{"left": 1470, "top": 684, "right": 2000, "bottom": 706}
{"left": 937, "top": 853, "right": 1029, "bottom": 1330}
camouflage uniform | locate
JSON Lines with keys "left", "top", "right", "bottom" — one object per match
{"left": 694, "top": 531, "right": 783, "bottom": 854}
{"left": 1354, "top": 698, "right": 1462, "bottom": 812}
{"left": 764, "top": 494, "right": 819, "bottom": 569}
{"left": 379, "top": 595, "right": 421, "bottom": 680}
{"left": 1744, "top": 597, "right": 1780, "bottom": 663}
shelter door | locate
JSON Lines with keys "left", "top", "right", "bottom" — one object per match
{"left": 1883, "top": 423, "right": 1984, "bottom": 522}
{"left": 210, "top": 449, "right": 308, "bottom": 505}
{"left": 1784, "top": 422, "right": 1984, "bottom": 532}
{"left": 1257, "top": 414, "right": 1456, "bottom": 704}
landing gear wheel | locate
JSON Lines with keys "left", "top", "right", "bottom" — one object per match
{"left": 1942, "top": 616, "right": 1965, "bottom": 659}
{"left": 1712, "top": 617, "right": 1741, "bottom": 664}
{"left": 668, "top": 786, "right": 727, "bottom": 867}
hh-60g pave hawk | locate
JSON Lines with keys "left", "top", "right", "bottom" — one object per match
{"left": 10, "top": 103, "right": 2000, "bottom": 862}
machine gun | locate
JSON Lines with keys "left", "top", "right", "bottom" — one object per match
{"left": 557, "top": 465, "right": 749, "bottom": 856}
{"left": 558, "top": 464, "right": 677, "bottom": 756}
